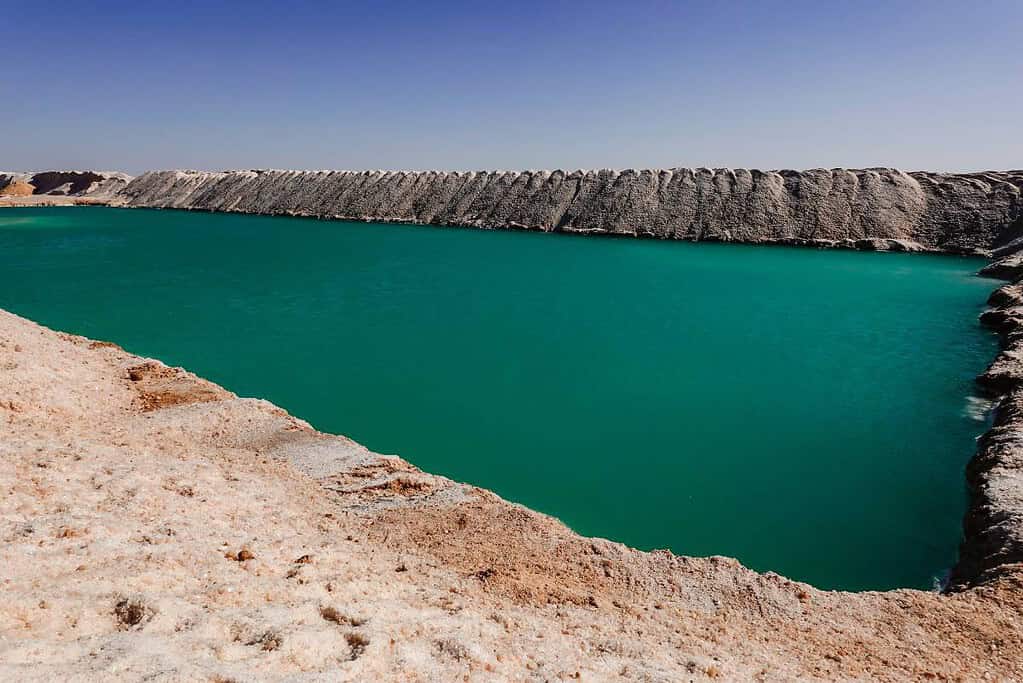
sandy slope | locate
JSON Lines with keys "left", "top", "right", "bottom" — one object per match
{"left": 1, "top": 308, "right": 1021, "bottom": 681}
{"left": 0, "top": 180, "right": 35, "bottom": 197}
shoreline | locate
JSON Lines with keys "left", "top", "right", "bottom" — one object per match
{"left": 2, "top": 201, "right": 1019, "bottom": 590}
{"left": 0, "top": 196, "right": 117, "bottom": 208}
{"left": 952, "top": 263, "right": 1023, "bottom": 588}
{"left": 6, "top": 200, "right": 982, "bottom": 256}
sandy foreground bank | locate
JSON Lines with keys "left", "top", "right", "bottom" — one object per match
{"left": 1, "top": 309, "right": 1021, "bottom": 681}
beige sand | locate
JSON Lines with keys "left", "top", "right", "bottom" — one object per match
{"left": 0, "top": 180, "right": 34, "bottom": 197}
{"left": 1, "top": 309, "right": 1021, "bottom": 681}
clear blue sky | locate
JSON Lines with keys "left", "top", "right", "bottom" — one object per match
{"left": 4, "top": 1, "right": 1021, "bottom": 174}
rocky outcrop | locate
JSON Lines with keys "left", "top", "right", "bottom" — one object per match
{"left": 119, "top": 168, "right": 1023, "bottom": 254}
{"left": 0, "top": 170, "right": 132, "bottom": 200}
{"left": 951, "top": 268, "right": 1023, "bottom": 589}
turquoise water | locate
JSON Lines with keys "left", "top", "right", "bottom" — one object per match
{"left": 0, "top": 207, "right": 997, "bottom": 590}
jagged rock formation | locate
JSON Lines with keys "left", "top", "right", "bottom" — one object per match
{"left": 119, "top": 168, "right": 1023, "bottom": 254}
{"left": 951, "top": 261, "right": 1023, "bottom": 589}
{"left": 0, "top": 170, "right": 131, "bottom": 200}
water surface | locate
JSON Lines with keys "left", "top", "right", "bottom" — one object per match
{"left": 0, "top": 207, "right": 997, "bottom": 590}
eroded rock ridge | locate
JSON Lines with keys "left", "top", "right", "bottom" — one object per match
{"left": 120, "top": 168, "right": 1023, "bottom": 253}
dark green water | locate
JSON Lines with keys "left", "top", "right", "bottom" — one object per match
{"left": 0, "top": 207, "right": 997, "bottom": 590}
